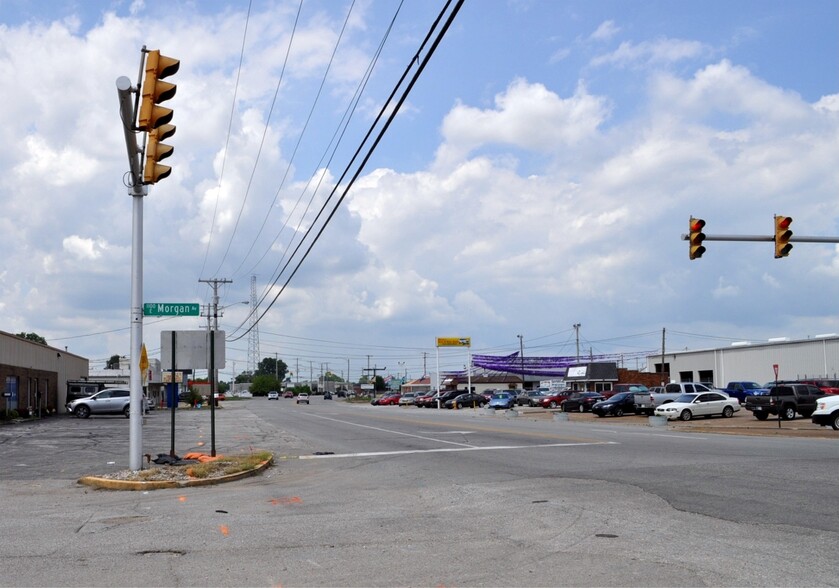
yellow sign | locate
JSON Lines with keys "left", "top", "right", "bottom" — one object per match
{"left": 139, "top": 344, "right": 149, "bottom": 372}
{"left": 436, "top": 337, "right": 471, "bottom": 347}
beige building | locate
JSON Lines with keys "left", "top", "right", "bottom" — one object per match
{"left": 0, "top": 330, "right": 89, "bottom": 416}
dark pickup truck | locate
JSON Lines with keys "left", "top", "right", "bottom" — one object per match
{"left": 743, "top": 383, "right": 822, "bottom": 420}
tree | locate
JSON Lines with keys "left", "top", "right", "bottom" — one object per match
{"left": 235, "top": 371, "right": 254, "bottom": 384}
{"left": 16, "top": 332, "right": 47, "bottom": 345}
{"left": 374, "top": 375, "right": 386, "bottom": 392}
{"left": 250, "top": 374, "right": 281, "bottom": 396}
{"left": 106, "top": 355, "right": 121, "bottom": 369}
{"left": 257, "top": 357, "right": 288, "bottom": 381}
{"left": 324, "top": 371, "right": 343, "bottom": 382}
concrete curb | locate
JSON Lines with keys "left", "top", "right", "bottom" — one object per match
{"left": 77, "top": 455, "right": 273, "bottom": 491}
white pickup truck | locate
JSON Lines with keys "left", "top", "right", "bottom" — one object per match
{"left": 811, "top": 395, "right": 839, "bottom": 430}
{"left": 634, "top": 382, "right": 716, "bottom": 415}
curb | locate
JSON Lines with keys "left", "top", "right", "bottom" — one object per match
{"left": 78, "top": 455, "right": 273, "bottom": 491}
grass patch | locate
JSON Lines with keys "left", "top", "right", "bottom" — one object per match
{"left": 186, "top": 450, "right": 273, "bottom": 479}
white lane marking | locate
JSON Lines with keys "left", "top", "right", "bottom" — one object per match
{"left": 418, "top": 430, "right": 475, "bottom": 435}
{"left": 299, "top": 441, "right": 617, "bottom": 460}
{"left": 304, "top": 413, "right": 476, "bottom": 447}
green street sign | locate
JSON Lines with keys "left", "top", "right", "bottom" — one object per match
{"left": 143, "top": 302, "right": 200, "bottom": 317}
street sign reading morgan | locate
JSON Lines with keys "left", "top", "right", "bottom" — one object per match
{"left": 143, "top": 302, "right": 200, "bottom": 316}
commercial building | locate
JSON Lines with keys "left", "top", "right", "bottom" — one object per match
{"left": 645, "top": 335, "right": 839, "bottom": 386}
{"left": 0, "top": 330, "right": 88, "bottom": 415}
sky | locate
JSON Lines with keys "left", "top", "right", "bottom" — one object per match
{"left": 1, "top": 0, "right": 837, "bottom": 383}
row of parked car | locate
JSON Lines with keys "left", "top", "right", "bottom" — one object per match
{"left": 368, "top": 380, "right": 839, "bottom": 430}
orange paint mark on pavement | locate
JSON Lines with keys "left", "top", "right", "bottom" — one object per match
{"left": 269, "top": 497, "right": 303, "bottom": 505}
{"left": 178, "top": 496, "right": 187, "bottom": 502}
{"left": 220, "top": 524, "right": 229, "bottom": 537}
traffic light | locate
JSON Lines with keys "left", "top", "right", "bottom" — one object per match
{"left": 774, "top": 215, "right": 793, "bottom": 258}
{"left": 138, "top": 50, "right": 179, "bottom": 131}
{"left": 143, "top": 124, "right": 175, "bottom": 184}
{"left": 139, "top": 49, "right": 178, "bottom": 184}
{"left": 689, "top": 217, "right": 706, "bottom": 260}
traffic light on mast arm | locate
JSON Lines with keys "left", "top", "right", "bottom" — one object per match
{"left": 139, "top": 49, "right": 178, "bottom": 184}
{"left": 774, "top": 215, "right": 793, "bottom": 258}
{"left": 689, "top": 217, "right": 706, "bottom": 260}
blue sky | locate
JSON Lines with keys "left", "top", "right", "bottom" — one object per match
{"left": 0, "top": 0, "right": 837, "bottom": 382}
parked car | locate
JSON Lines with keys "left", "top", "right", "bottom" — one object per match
{"left": 591, "top": 392, "right": 639, "bottom": 417}
{"left": 811, "top": 395, "right": 839, "bottom": 430}
{"left": 517, "top": 390, "right": 546, "bottom": 406}
{"left": 267, "top": 391, "right": 279, "bottom": 400}
{"left": 371, "top": 393, "right": 401, "bottom": 406}
{"left": 415, "top": 391, "right": 439, "bottom": 408}
{"left": 296, "top": 393, "right": 310, "bottom": 405}
{"left": 799, "top": 379, "right": 839, "bottom": 395}
{"left": 744, "top": 383, "right": 821, "bottom": 420}
{"left": 532, "top": 390, "right": 570, "bottom": 409}
{"left": 722, "top": 381, "right": 770, "bottom": 403}
{"left": 479, "top": 389, "right": 499, "bottom": 402}
{"left": 445, "top": 392, "right": 486, "bottom": 409}
{"left": 654, "top": 392, "right": 741, "bottom": 421}
{"left": 66, "top": 388, "right": 148, "bottom": 418}
{"left": 560, "top": 392, "right": 605, "bottom": 413}
{"left": 634, "top": 382, "right": 715, "bottom": 415}
{"left": 487, "top": 392, "right": 517, "bottom": 410}
{"left": 431, "top": 390, "right": 466, "bottom": 409}
{"left": 399, "top": 392, "right": 417, "bottom": 406}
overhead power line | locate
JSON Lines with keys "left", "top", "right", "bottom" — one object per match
{"left": 229, "top": 0, "right": 465, "bottom": 342}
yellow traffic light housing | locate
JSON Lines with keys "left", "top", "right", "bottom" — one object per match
{"left": 774, "top": 215, "right": 793, "bottom": 258}
{"left": 689, "top": 217, "right": 706, "bottom": 260}
{"left": 144, "top": 124, "right": 175, "bottom": 184}
{"left": 139, "top": 49, "right": 178, "bottom": 184}
{"left": 138, "top": 50, "right": 179, "bottom": 131}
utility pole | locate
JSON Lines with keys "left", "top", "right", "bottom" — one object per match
{"left": 661, "top": 327, "right": 666, "bottom": 385}
{"left": 421, "top": 352, "right": 427, "bottom": 377}
{"left": 198, "top": 277, "right": 231, "bottom": 457}
{"left": 573, "top": 324, "right": 581, "bottom": 363}
{"left": 517, "top": 334, "right": 524, "bottom": 390}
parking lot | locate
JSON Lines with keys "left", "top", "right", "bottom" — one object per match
{"left": 394, "top": 403, "right": 839, "bottom": 438}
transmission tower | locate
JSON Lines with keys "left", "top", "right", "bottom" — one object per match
{"left": 247, "top": 275, "right": 260, "bottom": 374}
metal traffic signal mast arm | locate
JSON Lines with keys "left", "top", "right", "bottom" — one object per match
{"left": 683, "top": 216, "right": 839, "bottom": 259}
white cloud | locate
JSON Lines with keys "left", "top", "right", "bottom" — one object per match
{"left": 591, "top": 38, "right": 708, "bottom": 68}
{"left": 62, "top": 235, "right": 106, "bottom": 260}
{"left": 590, "top": 20, "right": 620, "bottom": 42}
{"left": 434, "top": 78, "right": 610, "bottom": 168}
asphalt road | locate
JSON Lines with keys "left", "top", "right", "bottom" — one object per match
{"left": 1, "top": 398, "right": 837, "bottom": 587}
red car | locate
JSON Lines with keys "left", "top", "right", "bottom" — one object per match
{"left": 800, "top": 380, "right": 839, "bottom": 395}
{"left": 532, "top": 391, "right": 571, "bottom": 409}
{"left": 371, "top": 393, "right": 401, "bottom": 406}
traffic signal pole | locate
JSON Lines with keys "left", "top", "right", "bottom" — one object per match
{"left": 117, "top": 74, "right": 148, "bottom": 472}
{"left": 117, "top": 47, "right": 179, "bottom": 472}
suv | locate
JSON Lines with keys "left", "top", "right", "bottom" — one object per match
{"left": 66, "top": 388, "right": 148, "bottom": 418}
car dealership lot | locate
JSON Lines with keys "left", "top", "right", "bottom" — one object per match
{"left": 386, "top": 401, "right": 837, "bottom": 438}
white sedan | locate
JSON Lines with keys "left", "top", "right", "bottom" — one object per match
{"left": 654, "top": 392, "right": 740, "bottom": 421}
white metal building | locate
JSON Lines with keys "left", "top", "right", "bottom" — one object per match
{"left": 646, "top": 335, "right": 839, "bottom": 387}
